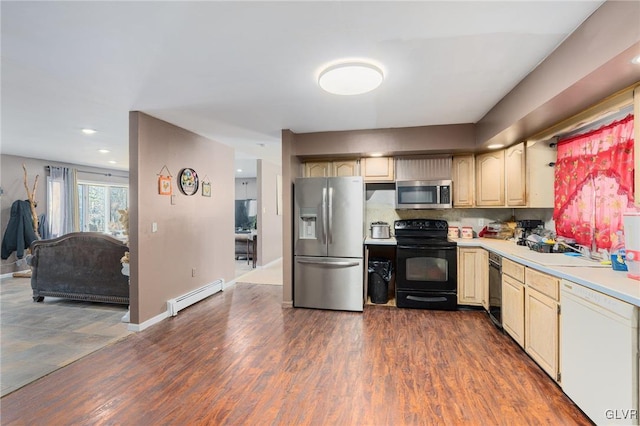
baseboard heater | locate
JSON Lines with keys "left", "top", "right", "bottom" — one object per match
{"left": 167, "top": 279, "right": 224, "bottom": 316}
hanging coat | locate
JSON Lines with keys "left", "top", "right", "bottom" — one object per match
{"left": 1, "top": 200, "right": 38, "bottom": 259}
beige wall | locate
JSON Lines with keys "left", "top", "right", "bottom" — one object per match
{"left": 294, "top": 124, "right": 476, "bottom": 158}
{"left": 0, "top": 154, "right": 128, "bottom": 275}
{"left": 256, "top": 160, "right": 282, "bottom": 266}
{"left": 477, "top": 0, "right": 640, "bottom": 148}
{"left": 129, "top": 112, "right": 234, "bottom": 325}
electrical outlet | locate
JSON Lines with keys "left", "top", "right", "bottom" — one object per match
{"left": 171, "top": 195, "right": 177, "bottom": 205}
{"left": 191, "top": 268, "right": 197, "bottom": 277}
{"left": 152, "top": 222, "right": 158, "bottom": 233}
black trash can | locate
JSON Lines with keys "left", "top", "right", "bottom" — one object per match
{"left": 368, "top": 258, "right": 393, "bottom": 304}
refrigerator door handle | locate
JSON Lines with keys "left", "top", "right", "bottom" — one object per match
{"left": 321, "top": 187, "right": 327, "bottom": 244}
{"left": 296, "top": 259, "right": 360, "bottom": 267}
{"left": 328, "top": 186, "right": 334, "bottom": 244}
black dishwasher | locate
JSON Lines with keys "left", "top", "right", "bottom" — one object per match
{"left": 488, "top": 252, "right": 502, "bottom": 328}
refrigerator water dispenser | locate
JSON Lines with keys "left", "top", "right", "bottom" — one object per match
{"left": 299, "top": 211, "right": 317, "bottom": 239}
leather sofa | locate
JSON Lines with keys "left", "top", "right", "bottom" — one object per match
{"left": 28, "top": 232, "right": 130, "bottom": 304}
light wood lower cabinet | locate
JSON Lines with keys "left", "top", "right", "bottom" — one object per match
{"left": 525, "top": 285, "right": 559, "bottom": 382}
{"left": 457, "top": 248, "right": 488, "bottom": 307}
{"left": 502, "top": 274, "right": 525, "bottom": 347}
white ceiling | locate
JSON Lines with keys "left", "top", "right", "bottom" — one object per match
{"left": 1, "top": 1, "right": 605, "bottom": 177}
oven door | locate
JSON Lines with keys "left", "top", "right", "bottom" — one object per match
{"left": 395, "top": 243, "right": 457, "bottom": 292}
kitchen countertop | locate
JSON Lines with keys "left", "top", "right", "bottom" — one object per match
{"left": 364, "top": 236, "right": 397, "bottom": 245}
{"left": 456, "top": 238, "right": 640, "bottom": 307}
{"left": 360, "top": 235, "right": 639, "bottom": 307}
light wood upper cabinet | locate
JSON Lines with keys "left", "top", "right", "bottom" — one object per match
{"left": 526, "top": 140, "right": 556, "bottom": 208}
{"left": 505, "top": 142, "right": 526, "bottom": 206}
{"left": 333, "top": 160, "right": 359, "bottom": 177}
{"left": 303, "top": 161, "right": 332, "bottom": 177}
{"left": 303, "top": 160, "right": 359, "bottom": 177}
{"left": 361, "top": 157, "right": 394, "bottom": 182}
{"left": 457, "top": 247, "right": 488, "bottom": 307}
{"left": 452, "top": 155, "right": 475, "bottom": 207}
{"left": 476, "top": 150, "right": 505, "bottom": 206}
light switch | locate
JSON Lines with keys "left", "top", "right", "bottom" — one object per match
{"left": 152, "top": 222, "right": 158, "bottom": 233}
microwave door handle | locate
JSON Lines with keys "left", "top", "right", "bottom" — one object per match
{"left": 328, "top": 186, "right": 333, "bottom": 244}
{"left": 322, "top": 187, "right": 327, "bottom": 244}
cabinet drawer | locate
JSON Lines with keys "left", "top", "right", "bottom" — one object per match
{"left": 525, "top": 268, "right": 559, "bottom": 300}
{"left": 503, "top": 258, "right": 525, "bottom": 282}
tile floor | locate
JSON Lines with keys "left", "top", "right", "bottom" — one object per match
{"left": 1, "top": 259, "right": 280, "bottom": 397}
{"left": 0, "top": 276, "right": 131, "bottom": 396}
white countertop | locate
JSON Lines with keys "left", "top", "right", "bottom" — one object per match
{"left": 361, "top": 235, "right": 640, "bottom": 306}
{"left": 364, "top": 236, "right": 397, "bottom": 245}
{"left": 456, "top": 238, "right": 640, "bottom": 307}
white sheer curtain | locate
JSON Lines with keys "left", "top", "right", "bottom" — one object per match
{"left": 47, "top": 166, "right": 79, "bottom": 238}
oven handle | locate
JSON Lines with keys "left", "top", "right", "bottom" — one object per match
{"left": 397, "top": 245, "right": 456, "bottom": 250}
{"left": 407, "top": 295, "right": 448, "bottom": 302}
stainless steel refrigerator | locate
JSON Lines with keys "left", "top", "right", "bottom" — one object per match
{"left": 294, "top": 176, "right": 364, "bottom": 312}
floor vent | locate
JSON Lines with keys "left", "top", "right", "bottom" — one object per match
{"left": 167, "top": 279, "right": 224, "bottom": 316}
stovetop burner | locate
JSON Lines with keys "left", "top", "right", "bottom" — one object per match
{"left": 394, "top": 219, "right": 449, "bottom": 231}
{"left": 394, "top": 219, "right": 452, "bottom": 242}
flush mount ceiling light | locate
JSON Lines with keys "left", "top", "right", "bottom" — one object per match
{"left": 98, "top": 149, "right": 110, "bottom": 154}
{"left": 81, "top": 128, "right": 96, "bottom": 135}
{"left": 318, "top": 62, "right": 384, "bottom": 95}
{"left": 632, "top": 54, "right": 640, "bottom": 65}
{"left": 487, "top": 144, "right": 504, "bottom": 149}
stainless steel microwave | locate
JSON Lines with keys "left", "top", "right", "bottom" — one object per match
{"left": 395, "top": 179, "right": 452, "bottom": 209}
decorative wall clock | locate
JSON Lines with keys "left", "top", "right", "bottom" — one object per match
{"left": 178, "top": 168, "right": 199, "bottom": 196}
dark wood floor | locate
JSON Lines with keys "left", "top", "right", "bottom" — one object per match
{"left": 1, "top": 283, "right": 591, "bottom": 425}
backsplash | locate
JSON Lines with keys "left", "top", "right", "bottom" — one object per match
{"left": 365, "top": 188, "right": 554, "bottom": 238}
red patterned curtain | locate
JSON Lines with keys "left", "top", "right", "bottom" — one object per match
{"left": 553, "top": 114, "right": 638, "bottom": 249}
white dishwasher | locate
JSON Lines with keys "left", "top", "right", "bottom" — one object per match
{"left": 561, "top": 279, "right": 639, "bottom": 425}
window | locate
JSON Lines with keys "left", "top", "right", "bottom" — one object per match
{"left": 78, "top": 181, "right": 128, "bottom": 236}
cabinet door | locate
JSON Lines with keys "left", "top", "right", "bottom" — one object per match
{"left": 525, "top": 286, "right": 559, "bottom": 381}
{"left": 526, "top": 140, "right": 556, "bottom": 208}
{"left": 304, "top": 161, "right": 332, "bottom": 177}
{"left": 452, "top": 155, "right": 475, "bottom": 207}
{"left": 502, "top": 274, "right": 525, "bottom": 347}
{"left": 333, "top": 160, "right": 359, "bottom": 177}
{"left": 505, "top": 143, "right": 526, "bottom": 206}
{"left": 361, "top": 157, "right": 394, "bottom": 182}
{"left": 457, "top": 248, "right": 487, "bottom": 306}
{"left": 476, "top": 150, "right": 505, "bottom": 206}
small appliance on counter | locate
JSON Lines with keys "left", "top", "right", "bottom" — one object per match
{"left": 480, "top": 222, "right": 514, "bottom": 239}
{"left": 370, "top": 221, "right": 391, "bottom": 239}
{"left": 515, "top": 219, "right": 544, "bottom": 246}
